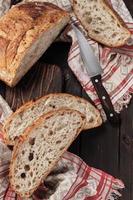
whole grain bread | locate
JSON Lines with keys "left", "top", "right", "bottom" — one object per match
{"left": 73, "top": 0, "right": 131, "bottom": 47}
{"left": 9, "top": 109, "right": 85, "bottom": 198}
{"left": 3, "top": 93, "right": 102, "bottom": 145}
{"left": 0, "top": 2, "right": 69, "bottom": 87}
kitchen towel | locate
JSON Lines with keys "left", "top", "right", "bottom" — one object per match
{"left": 0, "top": 95, "right": 124, "bottom": 200}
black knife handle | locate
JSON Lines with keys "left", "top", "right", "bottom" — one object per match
{"left": 91, "top": 75, "right": 119, "bottom": 125}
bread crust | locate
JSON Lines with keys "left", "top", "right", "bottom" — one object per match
{"left": 9, "top": 108, "right": 85, "bottom": 198}
{"left": 73, "top": 0, "right": 131, "bottom": 47}
{"left": 3, "top": 93, "right": 102, "bottom": 145}
{"left": 3, "top": 100, "right": 33, "bottom": 144}
{"left": 0, "top": 2, "right": 69, "bottom": 86}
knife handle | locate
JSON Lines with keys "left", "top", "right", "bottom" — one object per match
{"left": 91, "top": 75, "right": 119, "bottom": 125}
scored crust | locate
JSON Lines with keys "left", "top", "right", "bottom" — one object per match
{"left": 73, "top": 0, "right": 131, "bottom": 47}
{"left": 0, "top": 2, "right": 69, "bottom": 86}
{"left": 9, "top": 108, "right": 85, "bottom": 198}
{"left": 3, "top": 93, "right": 102, "bottom": 145}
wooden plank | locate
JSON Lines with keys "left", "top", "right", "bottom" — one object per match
{"left": 5, "top": 63, "right": 62, "bottom": 111}
{"left": 119, "top": 98, "right": 133, "bottom": 200}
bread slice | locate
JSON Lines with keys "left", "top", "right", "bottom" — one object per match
{"left": 3, "top": 93, "right": 102, "bottom": 145}
{"left": 0, "top": 2, "right": 69, "bottom": 87}
{"left": 9, "top": 109, "right": 85, "bottom": 198}
{"left": 73, "top": 0, "right": 131, "bottom": 47}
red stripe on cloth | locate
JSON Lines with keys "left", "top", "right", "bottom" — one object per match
{"left": 63, "top": 165, "right": 90, "bottom": 200}
{"left": 63, "top": 152, "right": 88, "bottom": 175}
{"left": 102, "top": 64, "right": 118, "bottom": 82}
{"left": 68, "top": 53, "right": 80, "bottom": 62}
{"left": 129, "top": 87, "right": 133, "bottom": 93}
{"left": 100, "top": 48, "right": 111, "bottom": 61}
{"left": 63, "top": 176, "right": 88, "bottom": 200}
{"left": 0, "top": 133, "right": 4, "bottom": 140}
{"left": 63, "top": 174, "right": 82, "bottom": 199}
{"left": 111, "top": 47, "right": 133, "bottom": 57}
{"left": 62, "top": 152, "right": 93, "bottom": 199}
{"left": 69, "top": 42, "right": 78, "bottom": 54}
{"left": 120, "top": 45, "right": 133, "bottom": 50}
{"left": 85, "top": 173, "right": 106, "bottom": 200}
{"left": 3, "top": 186, "right": 16, "bottom": 200}
{"left": 111, "top": 71, "right": 133, "bottom": 97}
{"left": 77, "top": 160, "right": 84, "bottom": 174}
{"left": 98, "top": 176, "right": 109, "bottom": 197}
{"left": 90, "top": 167, "right": 103, "bottom": 178}
{"left": 104, "top": 178, "right": 113, "bottom": 199}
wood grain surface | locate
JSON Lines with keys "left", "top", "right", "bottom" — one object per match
{"left": 5, "top": 62, "right": 62, "bottom": 111}
{"left": 1, "top": 1, "right": 133, "bottom": 200}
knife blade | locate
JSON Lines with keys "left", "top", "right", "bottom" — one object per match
{"left": 72, "top": 25, "right": 119, "bottom": 125}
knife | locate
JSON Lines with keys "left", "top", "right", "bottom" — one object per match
{"left": 72, "top": 25, "right": 119, "bottom": 125}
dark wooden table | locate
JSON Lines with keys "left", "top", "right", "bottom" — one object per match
{"left": 1, "top": 1, "right": 133, "bottom": 199}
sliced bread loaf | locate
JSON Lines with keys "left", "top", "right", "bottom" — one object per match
{"left": 9, "top": 109, "right": 85, "bottom": 198}
{"left": 3, "top": 93, "right": 102, "bottom": 145}
{"left": 73, "top": 0, "right": 131, "bottom": 47}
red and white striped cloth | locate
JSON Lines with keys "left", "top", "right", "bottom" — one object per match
{"left": 0, "top": 95, "right": 124, "bottom": 200}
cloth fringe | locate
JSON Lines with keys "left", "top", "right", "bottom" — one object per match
{"left": 114, "top": 91, "right": 132, "bottom": 112}
{"left": 107, "top": 180, "right": 125, "bottom": 200}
